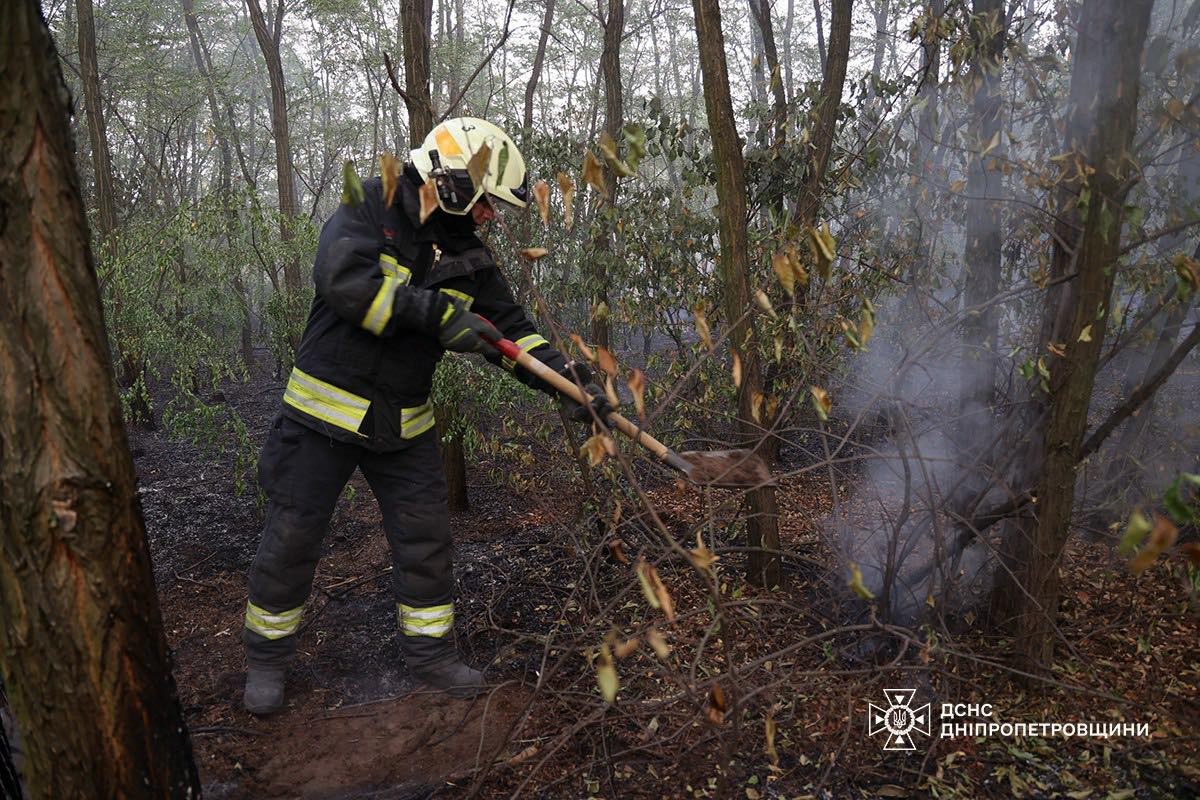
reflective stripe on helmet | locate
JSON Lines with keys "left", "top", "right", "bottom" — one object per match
{"left": 245, "top": 601, "right": 303, "bottom": 640}
{"left": 283, "top": 367, "right": 370, "bottom": 435}
{"left": 397, "top": 602, "right": 454, "bottom": 637}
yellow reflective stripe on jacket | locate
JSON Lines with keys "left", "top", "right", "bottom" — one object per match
{"left": 379, "top": 253, "right": 413, "bottom": 283}
{"left": 362, "top": 274, "right": 402, "bottom": 335}
{"left": 397, "top": 602, "right": 454, "bottom": 637}
{"left": 401, "top": 401, "right": 435, "bottom": 439}
{"left": 245, "top": 601, "right": 303, "bottom": 640}
{"left": 283, "top": 367, "right": 370, "bottom": 435}
{"left": 438, "top": 288, "right": 474, "bottom": 306}
{"left": 503, "top": 333, "right": 550, "bottom": 370}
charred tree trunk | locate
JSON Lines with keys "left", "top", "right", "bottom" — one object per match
{"left": 692, "top": 0, "right": 782, "bottom": 589}
{"left": 75, "top": 0, "right": 117, "bottom": 258}
{"left": 0, "top": 4, "right": 202, "bottom": 796}
{"left": 1002, "top": 0, "right": 1154, "bottom": 673}
{"left": 959, "top": 0, "right": 1006, "bottom": 413}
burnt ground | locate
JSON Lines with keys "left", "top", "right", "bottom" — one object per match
{"left": 129, "top": 363, "right": 1200, "bottom": 799}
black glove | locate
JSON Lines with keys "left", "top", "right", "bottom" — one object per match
{"left": 439, "top": 301, "right": 500, "bottom": 353}
{"left": 559, "top": 362, "right": 615, "bottom": 425}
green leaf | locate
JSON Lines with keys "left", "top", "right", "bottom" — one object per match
{"left": 1119, "top": 511, "right": 1152, "bottom": 555}
{"left": 341, "top": 160, "right": 364, "bottom": 207}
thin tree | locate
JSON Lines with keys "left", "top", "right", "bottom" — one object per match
{"left": 0, "top": 3, "right": 202, "bottom": 795}
{"left": 591, "top": 0, "right": 625, "bottom": 352}
{"left": 75, "top": 0, "right": 117, "bottom": 258}
{"left": 692, "top": 0, "right": 783, "bottom": 589}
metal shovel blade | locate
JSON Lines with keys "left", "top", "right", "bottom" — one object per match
{"left": 677, "top": 449, "right": 773, "bottom": 488}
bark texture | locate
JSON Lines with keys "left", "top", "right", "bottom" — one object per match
{"left": 75, "top": 0, "right": 117, "bottom": 256}
{"left": 795, "top": 0, "right": 852, "bottom": 229}
{"left": 1007, "top": 0, "right": 1154, "bottom": 671}
{"left": 692, "top": 0, "right": 782, "bottom": 589}
{"left": 400, "top": 0, "right": 434, "bottom": 146}
{"left": 590, "top": 0, "right": 625, "bottom": 352}
{"left": 0, "top": 4, "right": 201, "bottom": 796}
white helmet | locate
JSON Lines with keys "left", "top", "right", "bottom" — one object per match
{"left": 410, "top": 117, "right": 529, "bottom": 215}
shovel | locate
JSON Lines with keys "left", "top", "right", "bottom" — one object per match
{"left": 488, "top": 335, "right": 772, "bottom": 488}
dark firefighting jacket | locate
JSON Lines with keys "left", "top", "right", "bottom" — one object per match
{"left": 280, "top": 171, "right": 568, "bottom": 451}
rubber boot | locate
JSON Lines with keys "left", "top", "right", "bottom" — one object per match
{"left": 243, "top": 668, "right": 286, "bottom": 715}
{"left": 401, "top": 636, "right": 486, "bottom": 699}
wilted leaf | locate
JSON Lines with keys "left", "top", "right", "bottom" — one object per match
{"left": 1078, "top": 324, "right": 1093, "bottom": 343}
{"left": 754, "top": 288, "right": 777, "bottom": 318}
{"left": 628, "top": 368, "right": 646, "bottom": 420}
{"left": 731, "top": 349, "right": 743, "bottom": 388}
{"left": 582, "top": 433, "right": 615, "bottom": 466}
{"left": 774, "top": 335, "right": 783, "bottom": 363}
{"left": 624, "top": 122, "right": 647, "bottom": 169}
{"left": 690, "top": 530, "right": 720, "bottom": 573}
{"left": 694, "top": 303, "right": 712, "bottom": 351}
{"left": 810, "top": 386, "right": 832, "bottom": 421}
{"left": 808, "top": 224, "right": 836, "bottom": 281}
{"left": 636, "top": 558, "right": 675, "bottom": 621}
{"left": 596, "top": 643, "right": 619, "bottom": 702}
{"left": 418, "top": 179, "right": 439, "bottom": 224}
{"left": 647, "top": 627, "right": 671, "bottom": 660}
{"left": 599, "top": 129, "right": 635, "bottom": 176}
{"left": 597, "top": 346, "right": 618, "bottom": 376}
{"left": 558, "top": 171, "right": 576, "bottom": 229}
{"left": 772, "top": 250, "right": 795, "bottom": 296}
{"left": 607, "top": 537, "right": 630, "bottom": 564}
{"left": 381, "top": 152, "right": 401, "bottom": 207}
{"left": 604, "top": 375, "right": 619, "bottom": 409}
{"left": 765, "top": 710, "right": 779, "bottom": 767}
{"left": 613, "top": 636, "right": 639, "bottom": 659}
{"left": 582, "top": 149, "right": 608, "bottom": 198}
{"left": 570, "top": 333, "right": 595, "bottom": 362}
{"left": 466, "top": 141, "right": 493, "bottom": 190}
{"left": 532, "top": 179, "right": 551, "bottom": 225}
{"left": 860, "top": 298, "right": 876, "bottom": 347}
{"left": 341, "top": 160, "right": 365, "bottom": 207}
{"left": 1174, "top": 253, "right": 1200, "bottom": 293}
{"left": 1119, "top": 510, "right": 1152, "bottom": 555}
{"left": 635, "top": 558, "right": 661, "bottom": 609}
{"left": 1130, "top": 515, "right": 1178, "bottom": 574}
{"left": 706, "top": 684, "right": 727, "bottom": 725}
{"left": 751, "top": 391, "right": 764, "bottom": 423}
{"left": 592, "top": 300, "right": 609, "bottom": 322}
{"left": 519, "top": 247, "right": 549, "bottom": 261}
{"left": 849, "top": 562, "right": 876, "bottom": 599}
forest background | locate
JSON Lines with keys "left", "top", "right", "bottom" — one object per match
{"left": 0, "top": 0, "right": 1198, "bottom": 797}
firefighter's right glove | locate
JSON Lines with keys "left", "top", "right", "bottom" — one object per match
{"left": 438, "top": 300, "right": 500, "bottom": 354}
{"left": 559, "top": 362, "right": 614, "bottom": 426}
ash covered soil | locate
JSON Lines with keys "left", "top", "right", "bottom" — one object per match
{"left": 133, "top": 364, "right": 571, "bottom": 800}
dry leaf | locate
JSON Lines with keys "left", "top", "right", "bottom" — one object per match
{"left": 765, "top": 710, "right": 779, "bottom": 767}
{"left": 635, "top": 558, "right": 661, "bottom": 610}
{"left": 771, "top": 251, "right": 795, "bottom": 296}
{"left": 731, "top": 349, "right": 743, "bottom": 388}
{"left": 607, "top": 537, "right": 630, "bottom": 564}
{"left": 604, "top": 375, "right": 619, "bottom": 409}
{"left": 694, "top": 303, "right": 712, "bottom": 351}
{"left": 597, "top": 346, "right": 618, "bottom": 376}
{"left": 754, "top": 288, "right": 777, "bottom": 318}
{"left": 596, "top": 643, "right": 619, "bottom": 702}
{"left": 570, "top": 333, "right": 596, "bottom": 362}
{"left": 613, "top": 636, "right": 639, "bottom": 659}
{"left": 381, "top": 152, "right": 401, "bottom": 207}
{"left": 419, "top": 179, "right": 439, "bottom": 224}
{"left": 647, "top": 627, "right": 671, "bottom": 660}
{"left": 811, "top": 386, "right": 832, "bottom": 421}
{"left": 689, "top": 530, "right": 719, "bottom": 572}
{"left": 1130, "top": 515, "right": 1179, "bottom": 574}
{"left": 581, "top": 433, "right": 613, "bottom": 467}
{"left": 466, "top": 141, "right": 493, "bottom": 190}
{"left": 532, "top": 179, "right": 550, "bottom": 225}
{"left": 557, "top": 171, "right": 576, "bottom": 230}
{"left": 1078, "top": 324, "right": 1093, "bottom": 343}
{"left": 519, "top": 247, "right": 549, "bottom": 261}
{"left": 849, "top": 562, "right": 876, "bottom": 599}
{"left": 628, "top": 368, "right": 646, "bottom": 420}
{"left": 808, "top": 224, "right": 836, "bottom": 280}
{"left": 706, "top": 685, "right": 727, "bottom": 725}
{"left": 582, "top": 149, "right": 608, "bottom": 198}
{"left": 751, "top": 391, "right": 764, "bottom": 423}
{"left": 636, "top": 559, "right": 675, "bottom": 621}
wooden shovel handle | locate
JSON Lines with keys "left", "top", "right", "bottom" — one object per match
{"left": 489, "top": 336, "right": 678, "bottom": 464}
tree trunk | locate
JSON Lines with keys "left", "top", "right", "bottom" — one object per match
{"left": 400, "top": 0, "right": 434, "bottom": 146}
{"left": 0, "top": 4, "right": 202, "bottom": 796}
{"left": 794, "top": 0, "right": 852, "bottom": 230}
{"left": 812, "top": 0, "right": 826, "bottom": 73}
{"left": 591, "top": 0, "right": 625, "bottom": 352}
{"left": 1006, "top": 0, "right": 1154, "bottom": 673}
{"left": 75, "top": 0, "right": 117, "bottom": 258}
{"left": 246, "top": 0, "right": 302, "bottom": 353}
{"left": 959, "top": 0, "right": 1006, "bottom": 412}
{"left": 749, "top": 0, "right": 788, "bottom": 152}
{"left": 692, "top": 0, "right": 783, "bottom": 590}
{"left": 523, "top": 0, "right": 556, "bottom": 137}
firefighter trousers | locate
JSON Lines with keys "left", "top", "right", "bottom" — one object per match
{"left": 243, "top": 415, "right": 454, "bottom": 669}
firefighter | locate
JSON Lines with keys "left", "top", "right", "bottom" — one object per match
{"left": 243, "top": 118, "right": 607, "bottom": 715}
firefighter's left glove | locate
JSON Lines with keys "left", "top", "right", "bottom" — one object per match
{"left": 559, "top": 362, "right": 614, "bottom": 426}
{"left": 438, "top": 300, "right": 500, "bottom": 354}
